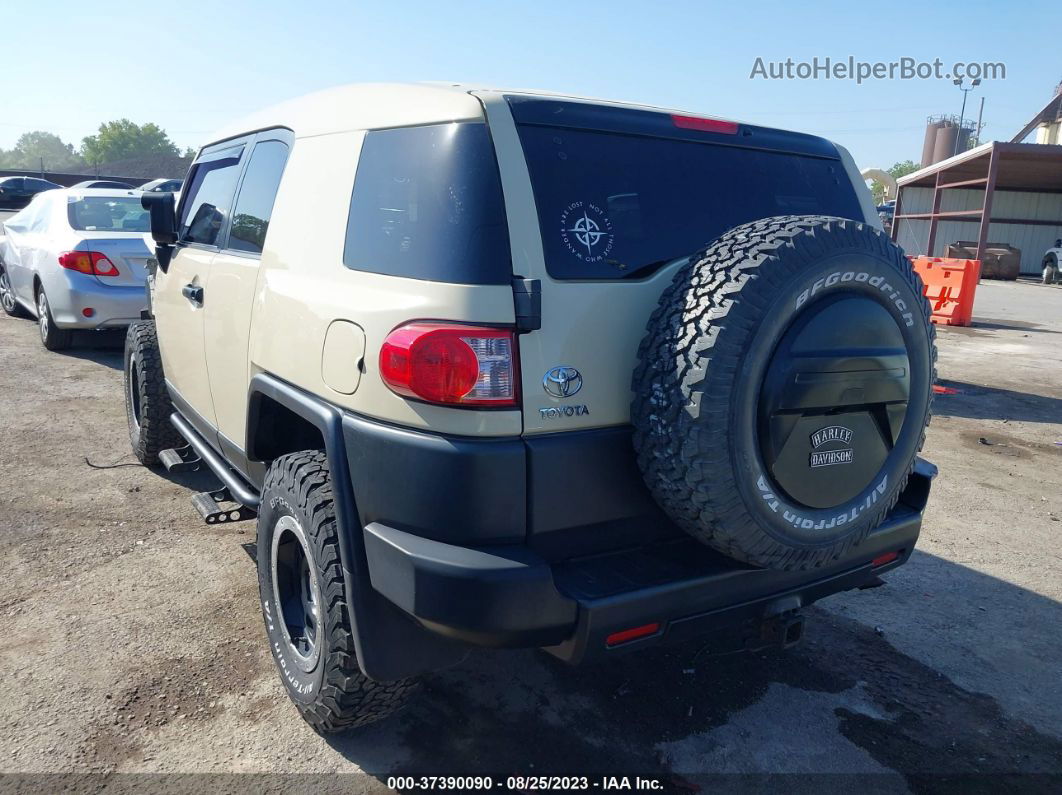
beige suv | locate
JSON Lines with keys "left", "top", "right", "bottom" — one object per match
{"left": 127, "top": 83, "right": 937, "bottom": 733}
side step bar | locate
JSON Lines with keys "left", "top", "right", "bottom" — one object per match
{"left": 158, "top": 445, "right": 201, "bottom": 473}
{"left": 169, "top": 412, "right": 261, "bottom": 510}
{"left": 192, "top": 487, "right": 258, "bottom": 525}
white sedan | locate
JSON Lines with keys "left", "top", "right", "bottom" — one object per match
{"left": 0, "top": 188, "right": 153, "bottom": 350}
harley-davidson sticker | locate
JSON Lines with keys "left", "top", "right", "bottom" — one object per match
{"left": 810, "top": 425, "right": 854, "bottom": 468}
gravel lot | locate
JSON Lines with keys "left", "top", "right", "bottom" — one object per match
{"left": 0, "top": 275, "right": 1060, "bottom": 792}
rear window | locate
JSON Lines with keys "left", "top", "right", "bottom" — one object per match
{"left": 512, "top": 102, "right": 862, "bottom": 280}
{"left": 343, "top": 123, "right": 512, "bottom": 285}
{"left": 67, "top": 197, "right": 149, "bottom": 232}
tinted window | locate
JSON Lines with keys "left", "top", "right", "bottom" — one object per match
{"left": 68, "top": 197, "right": 149, "bottom": 232}
{"left": 227, "top": 139, "right": 289, "bottom": 254}
{"left": 179, "top": 145, "right": 244, "bottom": 246}
{"left": 515, "top": 122, "right": 861, "bottom": 279}
{"left": 344, "top": 123, "right": 511, "bottom": 284}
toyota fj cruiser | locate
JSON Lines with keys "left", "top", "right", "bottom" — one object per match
{"left": 128, "top": 83, "right": 936, "bottom": 733}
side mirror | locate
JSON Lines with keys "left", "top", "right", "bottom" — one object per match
{"left": 142, "top": 191, "right": 178, "bottom": 245}
{"left": 141, "top": 191, "right": 177, "bottom": 272}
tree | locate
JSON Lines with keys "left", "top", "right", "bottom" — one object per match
{"left": 870, "top": 160, "right": 921, "bottom": 203}
{"left": 0, "top": 131, "right": 83, "bottom": 171}
{"left": 80, "top": 119, "right": 180, "bottom": 168}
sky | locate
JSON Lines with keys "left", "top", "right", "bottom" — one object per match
{"left": 3, "top": 0, "right": 1058, "bottom": 170}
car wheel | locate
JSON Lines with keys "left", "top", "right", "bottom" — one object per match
{"left": 257, "top": 450, "right": 419, "bottom": 733}
{"left": 0, "top": 266, "right": 28, "bottom": 318}
{"left": 124, "top": 321, "right": 183, "bottom": 465}
{"left": 632, "top": 215, "right": 935, "bottom": 571}
{"left": 36, "top": 287, "right": 72, "bottom": 351}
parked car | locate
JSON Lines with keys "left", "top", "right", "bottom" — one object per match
{"left": 0, "top": 189, "right": 152, "bottom": 350}
{"left": 129, "top": 83, "right": 936, "bottom": 733}
{"left": 0, "top": 176, "right": 62, "bottom": 209}
{"left": 139, "top": 178, "right": 183, "bottom": 193}
{"left": 70, "top": 179, "right": 136, "bottom": 190}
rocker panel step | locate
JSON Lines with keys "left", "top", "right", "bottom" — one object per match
{"left": 192, "top": 488, "right": 257, "bottom": 525}
{"left": 159, "top": 446, "right": 201, "bottom": 473}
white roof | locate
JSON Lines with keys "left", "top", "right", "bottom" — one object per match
{"left": 58, "top": 188, "right": 143, "bottom": 200}
{"left": 204, "top": 82, "right": 750, "bottom": 148}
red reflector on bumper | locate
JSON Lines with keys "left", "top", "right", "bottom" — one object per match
{"left": 872, "top": 550, "right": 900, "bottom": 567}
{"left": 671, "top": 114, "right": 739, "bottom": 135}
{"left": 606, "top": 622, "right": 661, "bottom": 647}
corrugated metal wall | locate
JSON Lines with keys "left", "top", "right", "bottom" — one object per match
{"left": 895, "top": 187, "right": 1062, "bottom": 274}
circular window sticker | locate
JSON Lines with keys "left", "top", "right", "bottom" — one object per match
{"left": 560, "top": 201, "right": 614, "bottom": 263}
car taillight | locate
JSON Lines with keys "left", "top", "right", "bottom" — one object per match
{"left": 671, "top": 114, "right": 739, "bottom": 135}
{"left": 379, "top": 323, "right": 518, "bottom": 407}
{"left": 58, "top": 251, "right": 119, "bottom": 277}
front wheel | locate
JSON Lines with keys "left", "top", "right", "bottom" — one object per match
{"left": 124, "top": 321, "right": 183, "bottom": 465}
{"left": 257, "top": 451, "right": 418, "bottom": 733}
{"left": 36, "top": 287, "right": 72, "bottom": 351}
{"left": 0, "top": 265, "right": 28, "bottom": 318}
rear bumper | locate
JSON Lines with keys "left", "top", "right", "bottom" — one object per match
{"left": 45, "top": 271, "right": 146, "bottom": 328}
{"left": 363, "top": 458, "right": 934, "bottom": 664}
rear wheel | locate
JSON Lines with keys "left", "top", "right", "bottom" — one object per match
{"left": 257, "top": 451, "right": 418, "bottom": 733}
{"left": 124, "top": 321, "right": 183, "bottom": 465}
{"left": 0, "top": 266, "right": 28, "bottom": 318}
{"left": 633, "top": 215, "right": 935, "bottom": 570}
{"left": 35, "top": 287, "right": 72, "bottom": 351}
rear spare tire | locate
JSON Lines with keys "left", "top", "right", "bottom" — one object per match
{"left": 632, "top": 215, "right": 935, "bottom": 570}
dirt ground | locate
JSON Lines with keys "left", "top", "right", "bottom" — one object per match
{"left": 0, "top": 278, "right": 1060, "bottom": 793}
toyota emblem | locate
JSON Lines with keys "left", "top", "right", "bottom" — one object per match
{"left": 543, "top": 366, "right": 583, "bottom": 398}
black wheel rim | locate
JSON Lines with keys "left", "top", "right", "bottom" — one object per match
{"left": 270, "top": 516, "right": 321, "bottom": 672}
{"left": 128, "top": 353, "right": 142, "bottom": 431}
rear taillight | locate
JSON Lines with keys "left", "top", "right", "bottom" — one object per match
{"left": 671, "top": 114, "right": 739, "bottom": 135}
{"left": 58, "top": 251, "right": 119, "bottom": 277}
{"left": 379, "top": 323, "right": 518, "bottom": 407}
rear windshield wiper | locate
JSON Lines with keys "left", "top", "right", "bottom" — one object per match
{"left": 606, "top": 254, "right": 691, "bottom": 280}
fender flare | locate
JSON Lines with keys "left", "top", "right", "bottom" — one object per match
{"left": 246, "top": 373, "right": 467, "bottom": 680}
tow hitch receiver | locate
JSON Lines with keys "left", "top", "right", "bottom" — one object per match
{"left": 191, "top": 486, "right": 257, "bottom": 525}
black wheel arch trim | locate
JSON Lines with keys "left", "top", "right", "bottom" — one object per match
{"left": 245, "top": 373, "right": 469, "bottom": 681}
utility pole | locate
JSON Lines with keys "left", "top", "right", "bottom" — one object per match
{"left": 39, "top": 156, "right": 44, "bottom": 178}
{"left": 974, "top": 96, "right": 985, "bottom": 147}
{"left": 953, "top": 76, "right": 982, "bottom": 156}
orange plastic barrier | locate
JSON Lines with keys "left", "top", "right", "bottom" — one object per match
{"left": 910, "top": 256, "right": 981, "bottom": 327}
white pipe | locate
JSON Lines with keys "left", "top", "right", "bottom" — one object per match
{"left": 860, "top": 168, "right": 897, "bottom": 200}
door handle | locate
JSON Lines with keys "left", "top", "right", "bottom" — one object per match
{"left": 181, "top": 284, "right": 204, "bottom": 307}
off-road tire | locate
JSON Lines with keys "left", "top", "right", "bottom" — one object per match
{"left": 35, "top": 286, "right": 72, "bottom": 351}
{"left": 0, "top": 264, "right": 29, "bottom": 318}
{"left": 257, "top": 451, "right": 418, "bottom": 733}
{"left": 124, "top": 321, "right": 183, "bottom": 465}
{"left": 632, "top": 215, "right": 935, "bottom": 571}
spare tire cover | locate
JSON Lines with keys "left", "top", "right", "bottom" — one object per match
{"left": 632, "top": 215, "right": 935, "bottom": 570}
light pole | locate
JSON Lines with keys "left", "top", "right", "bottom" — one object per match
{"left": 953, "top": 76, "right": 981, "bottom": 156}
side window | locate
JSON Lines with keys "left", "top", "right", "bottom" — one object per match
{"left": 178, "top": 145, "right": 244, "bottom": 246}
{"left": 343, "top": 123, "right": 512, "bottom": 284}
{"left": 227, "top": 139, "right": 290, "bottom": 254}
